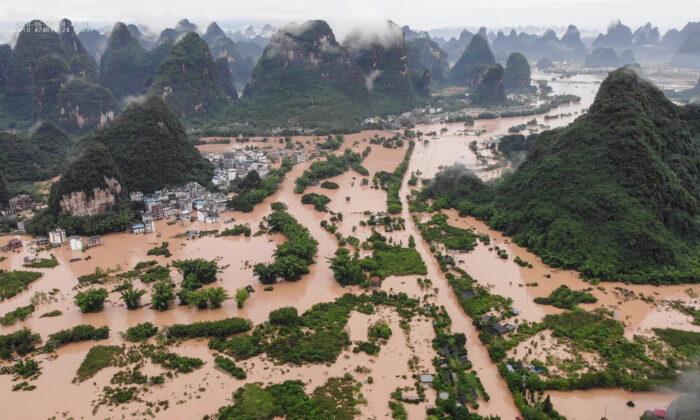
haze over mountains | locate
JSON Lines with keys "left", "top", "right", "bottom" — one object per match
{"left": 0, "top": 16, "right": 697, "bottom": 134}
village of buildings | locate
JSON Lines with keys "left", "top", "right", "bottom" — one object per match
{"left": 1, "top": 146, "right": 309, "bottom": 253}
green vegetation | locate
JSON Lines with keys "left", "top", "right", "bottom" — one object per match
{"left": 253, "top": 210, "right": 318, "bottom": 283}
{"left": 321, "top": 181, "right": 339, "bottom": 189}
{"left": 329, "top": 230, "right": 426, "bottom": 285}
{"left": 29, "top": 142, "right": 135, "bottom": 236}
{"left": 534, "top": 285, "right": 598, "bottom": 309}
{"left": 228, "top": 159, "right": 293, "bottom": 212}
{"left": 301, "top": 193, "right": 331, "bottom": 211}
{"left": 219, "top": 224, "right": 252, "bottom": 237}
{"left": 654, "top": 328, "right": 700, "bottom": 357}
{"left": 147, "top": 32, "right": 227, "bottom": 117}
{"left": 139, "top": 265, "right": 171, "bottom": 284}
{"left": 449, "top": 34, "right": 495, "bottom": 87}
{"left": 76, "top": 345, "right": 124, "bottom": 381}
{"left": 373, "top": 140, "right": 415, "bottom": 214}
{"left": 23, "top": 257, "right": 59, "bottom": 268}
{"left": 235, "top": 287, "right": 250, "bottom": 308}
{"left": 151, "top": 281, "right": 175, "bottom": 311}
{"left": 242, "top": 20, "right": 371, "bottom": 131}
{"left": 151, "top": 351, "right": 203, "bottom": 373}
{"left": 216, "top": 375, "right": 362, "bottom": 420}
{"left": 422, "top": 68, "right": 700, "bottom": 284}
{"left": 94, "top": 95, "right": 214, "bottom": 193}
{"left": 0, "top": 304, "right": 35, "bottom": 326}
{"left": 294, "top": 149, "right": 362, "bottom": 193}
{"left": 503, "top": 52, "right": 531, "bottom": 92}
{"left": 166, "top": 317, "right": 252, "bottom": 340}
{"left": 147, "top": 242, "right": 171, "bottom": 257}
{"left": 99, "top": 22, "right": 170, "bottom": 99}
{"left": 0, "top": 270, "right": 43, "bottom": 301}
{"left": 172, "top": 258, "right": 219, "bottom": 289}
{"left": 179, "top": 287, "right": 229, "bottom": 309}
{"left": 471, "top": 64, "right": 505, "bottom": 106}
{"left": 0, "top": 328, "right": 41, "bottom": 359}
{"left": 120, "top": 286, "right": 147, "bottom": 309}
{"left": 124, "top": 322, "right": 158, "bottom": 342}
{"left": 74, "top": 288, "right": 109, "bottom": 313}
{"left": 214, "top": 355, "right": 247, "bottom": 379}
{"left": 210, "top": 292, "right": 419, "bottom": 365}
{"left": 416, "top": 213, "right": 479, "bottom": 251}
{"left": 45, "top": 325, "right": 109, "bottom": 351}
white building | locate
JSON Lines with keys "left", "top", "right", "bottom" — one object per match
{"left": 130, "top": 191, "right": 143, "bottom": 201}
{"left": 48, "top": 228, "right": 66, "bottom": 245}
{"left": 142, "top": 214, "right": 155, "bottom": 233}
{"left": 16, "top": 220, "right": 26, "bottom": 233}
{"left": 204, "top": 211, "right": 221, "bottom": 224}
{"left": 295, "top": 153, "right": 306, "bottom": 163}
{"left": 68, "top": 236, "right": 83, "bottom": 251}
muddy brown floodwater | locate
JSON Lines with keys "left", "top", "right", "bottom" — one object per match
{"left": 2, "top": 72, "right": 698, "bottom": 419}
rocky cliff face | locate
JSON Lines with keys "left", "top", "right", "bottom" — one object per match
{"left": 59, "top": 176, "right": 122, "bottom": 216}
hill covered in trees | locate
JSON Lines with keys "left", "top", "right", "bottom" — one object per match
{"left": 0, "top": 121, "right": 71, "bottom": 183}
{"left": 92, "top": 95, "right": 213, "bottom": 193}
{"left": 242, "top": 20, "right": 370, "bottom": 130}
{"left": 449, "top": 34, "right": 495, "bottom": 87}
{"left": 0, "top": 19, "right": 114, "bottom": 132}
{"left": 423, "top": 67, "right": 700, "bottom": 284}
{"left": 100, "top": 22, "right": 173, "bottom": 100}
{"left": 147, "top": 32, "right": 228, "bottom": 117}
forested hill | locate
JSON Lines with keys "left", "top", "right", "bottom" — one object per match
{"left": 92, "top": 95, "right": 213, "bottom": 193}
{"left": 424, "top": 67, "right": 700, "bottom": 284}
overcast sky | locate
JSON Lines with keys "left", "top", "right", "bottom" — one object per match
{"left": 0, "top": 0, "right": 697, "bottom": 37}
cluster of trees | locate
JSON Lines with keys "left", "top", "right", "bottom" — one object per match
{"left": 417, "top": 213, "right": 479, "bottom": 251}
{"left": 0, "top": 328, "right": 41, "bottom": 359}
{"left": 228, "top": 158, "right": 292, "bottom": 212}
{"left": 74, "top": 288, "right": 109, "bottom": 313}
{"left": 301, "top": 193, "right": 331, "bottom": 211}
{"left": 166, "top": 317, "right": 252, "bottom": 340}
{"left": 44, "top": 324, "right": 109, "bottom": 351}
{"left": 216, "top": 375, "right": 361, "bottom": 420}
{"left": 533, "top": 285, "right": 598, "bottom": 309}
{"left": 328, "top": 230, "right": 427, "bottom": 285}
{"left": 124, "top": 322, "right": 158, "bottom": 342}
{"left": 253, "top": 210, "right": 318, "bottom": 284}
{"left": 0, "top": 270, "right": 43, "bottom": 301}
{"left": 219, "top": 224, "right": 251, "bottom": 237}
{"left": 0, "top": 304, "right": 35, "bottom": 326}
{"left": 294, "top": 149, "right": 363, "bottom": 193}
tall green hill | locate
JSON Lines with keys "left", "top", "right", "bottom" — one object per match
{"left": 56, "top": 79, "right": 118, "bottom": 133}
{"left": 147, "top": 32, "right": 227, "bottom": 117}
{"left": 216, "top": 57, "right": 238, "bottom": 100}
{"left": 345, "top": 21, "right": 418, "bottom": 114}
{"left": 406, "top": 35, "right": 450, "bottom": 84}
{"left": 58, "top": 18, "right": 98, "bottom": 82}
{"left": 5, "top": 20, "right": 67, "bottom": 119}
{"left": 92, "top": 95, "right": 213, "bottom": 193}
{"left": 503, "top": 52, "right": 531, "bottom": 92}
{"left": 47, "top": 142, "right": 126, "bottom": 215}
{"left": 243, "top": 20, "right": 369, "bottom": 130}
{"left": 449, "top": 34, "right": 495, "bottom": 87}
{"left": 470, "top": 64, "right": 505, "bottom": 105}
{"left": 0, "top": 121, "right": 71, "bottom": 183}
{"left": 100, "top": 22, "right": 171, "bottom": 99}
{"left": 426, "top": 67, "right": 700, "bottom": 284}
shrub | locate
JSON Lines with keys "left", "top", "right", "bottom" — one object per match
{"left": 74, "top": 288, "right": 109, "bottom": 313}
{"left": 124, "top": 322, "right": 158, "bottom": 342}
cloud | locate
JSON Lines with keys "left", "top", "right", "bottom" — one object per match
{"left": 365, "top": 69, "right": 381, "bottom": 90}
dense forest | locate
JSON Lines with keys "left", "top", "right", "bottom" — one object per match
{"left": 422, "top": 67, "right": 700, "bottom": 284}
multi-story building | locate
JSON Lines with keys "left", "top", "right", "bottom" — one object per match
{"left": 142, "top": 214, "right": 155, "bottom": 233}
{"left": 48, "top": 228, "right": 67, "bottom": 245}
{"left": 68, "top": 236, "right": 83, "bottom": 251}
{"left": 87, "top": 236, "right": 102, "bottom": 248}
{"left": 152, "top": 202, "right": 164, "bottom": 220}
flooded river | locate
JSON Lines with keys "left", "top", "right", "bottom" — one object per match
{"left": 1, "top": 71, "right": 698, "bottom": 419}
